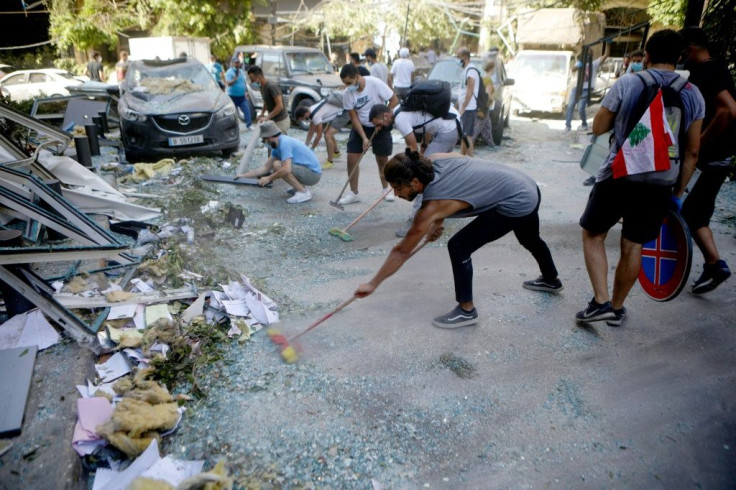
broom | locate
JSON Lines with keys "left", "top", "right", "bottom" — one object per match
{"left": 328, "top": 187, "right": 393, "bottom": 241}
{"left": 267, "top": 238, "right": 430, "bottom": 363}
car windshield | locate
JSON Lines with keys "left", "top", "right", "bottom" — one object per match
{"left": 286, "top": 52, "right": 333, "bottom": 74}
{"left": 125, "top": 62, "right": 217, "bottom": 98}
{"left": 512, "top": 54, "right": 567, "bottom": 76}
{"left": 429, "top": 59, "right": 486, "bottom": 85}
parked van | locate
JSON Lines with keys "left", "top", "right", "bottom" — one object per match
{"left": 508, "top": 50, "right": 574, "bottom": 114}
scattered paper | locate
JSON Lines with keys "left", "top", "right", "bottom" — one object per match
{"left": 92, "top": 439, "right": 161, "bottom": 490}
{"left": 149, "top": 342, "right": 170, "bottom": 359}
{"left": 133, "top": 304, "right": 146, "bottom": 330}
{"left": 107, "top": 304, "right": 138, "bottom": 320}
{"left": 141, "top": 455, "right": 204, "bottom": 486}
{"left": 221, "top": 299, "right": 249, "bottom": 317}
{"left": 95, "top": 352, "right": 131, "bottom": 383}
{"left": 92, "top": 439, "right": 203, "bottom": 490}
{"left": 0, "top": 309, "right": 60, "bottom": 350}
{"left": 245, "top": 292, "right": 279, "bottom": 325}
{"left": 145, "top": 304, "right": 173, "bottom": 326}
{"left": 72, "top": 397, "right": 114, "bottom": 456}
{"left": 241, "top": 274, "right": 277, "bottom": 308}
{"left": 130, "top": 278, "right": 154, "bottom": 292}
{"left": 76, "top": 379, "right": 118, "bottom": 399}
{"left": 181, "top": 293, "right": 206, "bottom": 324}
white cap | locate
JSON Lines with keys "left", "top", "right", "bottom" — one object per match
{"left": 399, "top": 47, "right": 410, "bottom": 58}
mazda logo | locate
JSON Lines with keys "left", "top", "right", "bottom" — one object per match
{"left": 178, "top": 115, "right": 191, "bottom": 126}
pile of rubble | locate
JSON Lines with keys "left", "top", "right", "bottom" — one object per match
{"left": 0, "top": 99, "right": 278, "bottom": 488}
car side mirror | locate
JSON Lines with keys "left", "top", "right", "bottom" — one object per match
{"left": 106, "top": 85, "right": 121, "bottom": 97}
{"left": 504, "top": 79, "right": 515, "bottom": 86}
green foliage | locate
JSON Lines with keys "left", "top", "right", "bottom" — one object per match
{"left": 47, "top": 0, "right": 255, "bottom": 60}
{"left": 531, "top": 0, "right": 604, "bottom": 12}
{"left": 141, "top": 0, "right": 255, "bottom": 60}
{"left": 296, "top": 0, "right": 456, "bottom": 50}
{"left": 647, "top": 0, "right": 686, "bottom": 28}
{"left": 701, "top": 0, "right": 736, "bottom": 84}
{"left": 49, "top": 0, "right": 128, "bottom": 50}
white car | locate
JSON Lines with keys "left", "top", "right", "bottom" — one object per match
{"left": 0, "top": 69, "right": 86, "bottom": 101}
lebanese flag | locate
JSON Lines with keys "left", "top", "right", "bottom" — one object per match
{"left": 612, "top": 89, "right": 675, "bottom": 179}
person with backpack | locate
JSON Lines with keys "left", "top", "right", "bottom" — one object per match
{"left": 677, "top": 26, "right": 736, "bottom": 294}
{"left": 369, "top": 101, "right": 463, "bottom": 237}
{"left": 353, "top": 150, "right": 563, "bottom": 329}
{"left": 456, "top": 47, "right": 482, "bottom": 156}
{"left": 576, "top": 30, "right": 705, "bottom": 327}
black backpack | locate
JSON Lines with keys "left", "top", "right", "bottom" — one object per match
{"left": 616, "top": 71, "right": 689, "bottom": 186}
{"left": 467, "top": 66, "right": 490, "bottom": 117}
{"left": 400, "top": 80, "right": 452, "bottom": 117}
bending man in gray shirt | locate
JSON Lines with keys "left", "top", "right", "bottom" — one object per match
{"left": 355, "top": 151, "right": 563, "bottom": 328}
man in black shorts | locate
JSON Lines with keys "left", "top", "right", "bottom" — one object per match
{"left": 678, "top": 27, "right": 735, "bottom": 294}
{"left": 338, "top": 64, "right": 399, "bottom": 205}
{"left": 577, "top": 30, "right": 705, "bottom": 327}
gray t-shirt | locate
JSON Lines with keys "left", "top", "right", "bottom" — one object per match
{"left": 423, "top": 157, "right": 539, "bottom": 218}
{"left": 596, "top": 69, "right": 705, "bottom": 182}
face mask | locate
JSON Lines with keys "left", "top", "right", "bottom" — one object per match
{"left": 269, "top": 141, "right": 278, "bottom": 149}
{"left": 347, "top": 82, "right": 359, "bottom": 92}
{"left": 630, "top": 62, "right": 643, "bottom": 72}
{"left": 251, "top": 82, "right": 261, "bottom": 89}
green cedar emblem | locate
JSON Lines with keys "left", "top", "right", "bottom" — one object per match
{"left": 628, "top": 123, "right": 650, "bottom": 147}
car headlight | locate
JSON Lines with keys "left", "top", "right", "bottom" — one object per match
{"left": 218, "top": 104, "right": 236, "bottom": 117}
{"left": 121, "top": 108, "right": 147, "bottom": 123}
{"left": 319, "top": 87, "right": 329, "bottom": 97}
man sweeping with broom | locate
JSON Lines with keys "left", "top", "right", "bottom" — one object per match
{"left": 355, "top": 150, "right": 563, "bottom": 328}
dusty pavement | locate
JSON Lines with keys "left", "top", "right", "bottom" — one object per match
{"left": 2, "top": 115, "right": 735, "bottom": 489}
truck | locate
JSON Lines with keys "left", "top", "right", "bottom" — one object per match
{"left": 507, "top": 8, "right": 605, "bottom": 114}
{"left": 128, "top": 37, "right": 211, "bottom": 66}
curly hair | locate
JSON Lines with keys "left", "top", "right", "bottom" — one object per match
{"left": 385, "top": 149, "right": 435, "bottom": 186}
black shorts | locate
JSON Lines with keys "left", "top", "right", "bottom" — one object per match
{"left": 347, "top": 125, "right": 393, "bottom": 156}
{"left": 680, "top": 166, "right": 730, "bottom": 230}
{"left": 579, "top": 178, "right": 672, "bottom": 244}
{"left": 460, "top": 110, "right": 476, "bottom": 137}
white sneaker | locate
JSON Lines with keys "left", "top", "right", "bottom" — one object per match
{"left": 383, "top": 187, "right": 395, "bottom": 202}
{"left": 287, "top": 189, "right": 312, "bottom": 204}
{"left": 338, "top": 190, "right": 360, "bottom": 205}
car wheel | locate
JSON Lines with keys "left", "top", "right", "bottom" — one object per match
{"left": 491, "top": 104, "right": 504, "bottom": 145}
{"left": 295, "top": 98, "right": 315, "bottom": 130}
{"left": 124, "top": 149, "right": 142, "bottom": 163}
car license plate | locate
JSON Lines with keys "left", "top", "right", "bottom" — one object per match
{"left": 168, "top": 135, "right": 204, "bottom": 146}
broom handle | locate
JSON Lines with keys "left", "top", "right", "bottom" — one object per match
{"left": 289, "top": 238, "right": 430, "bottom": 342}
{"left": 341, "top": 187, "right": 392, "bottom": 233}
{"left": 290, "top": 296, "right": 357, "bottom": 341}
{"left": 331, "top": 131, "right": 376, "bottom": 202}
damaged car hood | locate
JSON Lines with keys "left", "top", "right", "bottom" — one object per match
{"left": 123, "top": 88, "right": 230, "bottom": 115}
